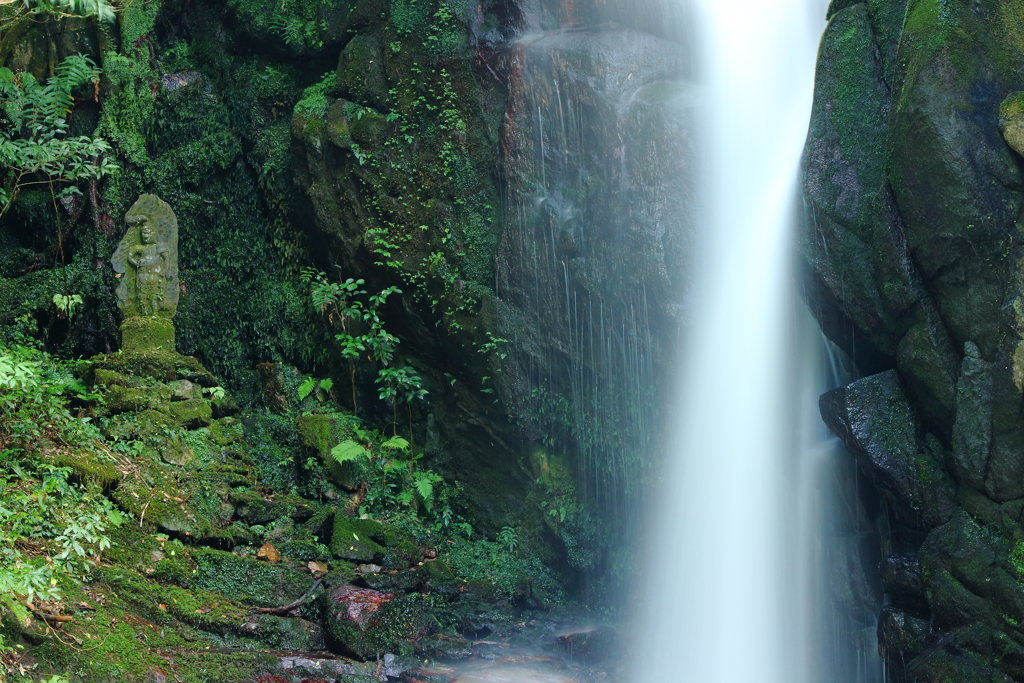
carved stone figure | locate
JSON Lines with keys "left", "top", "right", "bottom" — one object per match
{"left": 111, "top": 194, "right": 179, "bottom": 319}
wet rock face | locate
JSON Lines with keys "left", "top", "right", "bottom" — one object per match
{"left": 805, "top": 0, "right": 1024, "bottom": 678}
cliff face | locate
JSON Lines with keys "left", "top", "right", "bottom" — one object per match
{"left": 804, "top": 0, "right": 1024, "bottom": 678}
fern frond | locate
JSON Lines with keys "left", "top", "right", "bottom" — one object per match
{"left": 330, "top": 440, "right": 368, "bottom": 464}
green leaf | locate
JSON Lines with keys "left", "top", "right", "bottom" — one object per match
{"left": 297, "top": 378, "right": 316, "bottom": 400}
{"left": 381, "top": 435, "right": 409, "bottom": 452}
{"left": 319, "top": 378, "right": 334, "bottom": 392}
{"left": 415, "top": 475, "right": 433, "bottom": 504}
{"left": 330, "top": 440, "right": 368, "bottom": 464}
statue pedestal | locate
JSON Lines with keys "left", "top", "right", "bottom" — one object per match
{"left": 88, "top": 317, "right": 213, "bottom": 385}
{"left": 120, "top": 316, "right": 176, "bottom": 353}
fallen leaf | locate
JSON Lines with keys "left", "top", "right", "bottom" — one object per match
{"left": 257, "top": 542, "right": 280, "bottom": 563}
{"left": 308, "top": 561, "right": 328, "bottom": 577}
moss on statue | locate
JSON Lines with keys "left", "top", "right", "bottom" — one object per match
{"left": 119, "top": 316, "right": 176, "bottom": 352}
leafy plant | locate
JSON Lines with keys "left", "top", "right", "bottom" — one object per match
{"left": 0, "top": 0, "right": 116, "bottom": 25}
{"left": 298, "top": 376, "right": 333, "bottom": 402}
{"left": 498, "top": 525, "right": 518, "bottom": 551}
{"left": 302, "top": 269, "right": 427, "bottom": 424}
{"left": 326, "top": 428, "right": 443, "bottom": 515}
{"left": 51, "top": 293, "right": 82, "bottom": 321}
{"left": 293, "top": 72, "right": 335, "bottom": 118}
{"left": 0, "top": 343, "right": 124, "bottom": 617}
{"left": 329, "top": 438, "right": 367, "bottom": 464}
{"left": 226, "top": 0, "right": 339, "bottom": 49}
{"left": 203, "top": 386, "right": 226, "bottom": 400}
{"left": 376, "top": 365, "right": 427, "bottom": 435}
{"left": 0, "top": 55, "right": 118, "bottom": 217}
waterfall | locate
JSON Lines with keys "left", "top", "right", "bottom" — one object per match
{"left": 632, "top": 1, "right": 832, "bottom": 681}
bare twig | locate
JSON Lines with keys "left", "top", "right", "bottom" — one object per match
{"left": 251, "top": 579, "right": 323, "bottom": 616}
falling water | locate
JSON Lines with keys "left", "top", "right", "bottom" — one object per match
{"left": 633, "top": 1, "right": 829, "bottom": 682}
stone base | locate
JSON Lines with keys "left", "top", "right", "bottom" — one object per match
{"left": 121, "top": 316, "right": 175, "bottom": 353}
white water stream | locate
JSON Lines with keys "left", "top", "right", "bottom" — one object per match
{"left": 632, "top": 1, "right": 834, "bottom": 681}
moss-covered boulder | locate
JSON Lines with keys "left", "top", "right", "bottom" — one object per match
{"left": 330, "top": 515, "right": 386, "bottom": 561}
{"left": 190, "top": 547, "right": 314, "bottom": 608}
{"left": 321, "top": 585, "right": 430, "bottom": 658}
{"left": 84, "top": 349, "right": 217, "bottom": 387}
{"left": 105, "top": 383, "right": 172, "bottom": 414}
{"left": 120, "top": 316, "right": 176, "bottom": 353}
{"left": 229, "top": 489, "right": 319, "bottom": 525}
{"left": 297, "top": 412, "right": 359, "bottom": 488}
{"left": 168, "top": 398, "right": 213, "bottom": 428}
{"left": 337, "top": 34, "right": 388, "bottom": 110}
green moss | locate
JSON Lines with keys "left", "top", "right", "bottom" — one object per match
{"left": 85, "top": 349, "right": 217, "bottom": 386}
{"left": 191, "top": 547, "right": 313, "bottom": 607}
{"left": 168, "top": 398, "right": 213, "bottom": 428}
{"left": 277, "top": 539, "right": 330, "bottom": 561}
{"left": 93, "top": 368, "right": 136, "bottom": 388}
{"left": 243, "top": 411, "right": 302, "bottom": 491}
{"left": 331, "top": 515, "right": 387, "bottom": 560}
{"left": 322, "top": 592, "right": 430, "bottom": 659}
{"left": 120, "top": 316, "right": 176, "bottom": 352}
{"left": 48, "top": 449, "right": 121, "bottom": 488}
{"left": 228, "top": 489, "right": 318, "bottom": 525}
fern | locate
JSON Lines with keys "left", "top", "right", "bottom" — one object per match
{"left": 381, "top": 435, "right": 409, "bottom": 452}
{"left": 0, "top": 55, "right": 117, "bottom": 215}
{"left": 297, "top": 378, "right": 316, "bottom": 400}
{"left": 330, "top": 439, "right": 368, "bottom": 464}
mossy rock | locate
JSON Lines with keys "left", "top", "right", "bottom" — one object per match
{"left": 120, "top": 316, "right": 176, "bottom": 353}
{"left": 381, "top": 538, "right": 421, "bottom": 570}
{"left": 331, "top": 516, "right": 386, "bottom": 561}
{"left": 337, "top": 34, "right": 388, "bottom": 110}
{"left": 110, "top": 465, "right": 238, "bottom": 539}
{"left": 159, "top": 431, "right": 196, "bottom": 466}
{"left": 105, "top": 383, "right": 172, "bottom": 414}
{"left": 361, "top": 567, "right": 421, "bottom": 592}
{"left": 210, "top": 393, "right": 241, "bottom": 417}
{"left": 168, "top": 399, "right": 213, "bottom": 428}
{"left": 85, "top": 349, "right": 217, "bottom": 386}
{"left": 151, "top": 550, "right": 198, "bottom": 587}
{"left": 101, "top": 409, "right": 177, "bottom": 441}
{"left": 190, "top": 547, "right": 314, "bottom": 608}
{"left": 255, "top": 363, "right": 308, "bottom": 414}
{"left": 296, "top": 505, "right": 335, "bottom": 543}
{"left": 238, "top": 615, "right": 325, "bottom": 651}
{"left": 47, "top": 449, "right": 121, "bottom": 487}
{"left": 209, "top": 417, "right": 245, "bottom": 446}
{"left": 276, "top": 539, "right": 330, "bottom": 561}
{"left": 349, "top": 106, "right": 387, "bottom": 144}
{"left": 296, "top": 412, "right": 359, "bottom": 488}
{"left": 321, "top": 589, "right": 430, "bottom": 659}
{"left": 169, "top": 379, "right": 203, "bottom": 401}
{"left": 229, "top": 490, "right": 319, "bottom": 525}
{"left": 92, "top": 368, "right": 136, "bottom": 388}
{"left": 417, "top": 558, "right": 461, "bottom": 596}
{"left": 327, "top": 99, "right": 353, "bottom": 148}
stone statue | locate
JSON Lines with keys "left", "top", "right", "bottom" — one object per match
{"left": 111, "top": 194, "right": 179, "bottom": 319}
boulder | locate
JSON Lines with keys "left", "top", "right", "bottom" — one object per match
{"left": 820, "top": 370, "right": 956, "bottom": 529}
